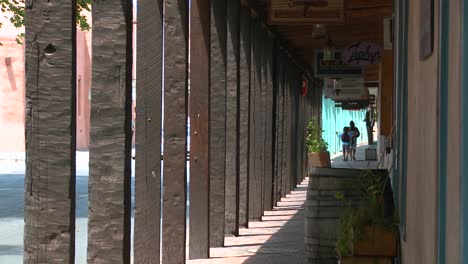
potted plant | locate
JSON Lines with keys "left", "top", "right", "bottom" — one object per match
{"left": 335, "top": 170, "right": 398, "bottom": 263}
{"left": 306, "top": 118, "right": 330, "bottom": 168}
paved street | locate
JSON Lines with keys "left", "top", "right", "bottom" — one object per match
{"left": 0, "top": 152, "right": 136, "bottom": 264}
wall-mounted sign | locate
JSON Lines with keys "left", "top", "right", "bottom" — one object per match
{"left": 323, "top": 78, "right": 368, "bottom": 101}
{"left": 314, "top": 50, "right": 363, "bottom": 78}
{"left": 268, "top": 0, "right": 344, "bottom": 25}
{"left": 342, "top": 42, "right": 383, "bottom": 67}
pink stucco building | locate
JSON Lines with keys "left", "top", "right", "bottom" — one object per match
{"left": 0, "top": 13, "right": 136, "bottom": 152}
{"left": 0, "top": 16, "right": 26, "bottom": 152}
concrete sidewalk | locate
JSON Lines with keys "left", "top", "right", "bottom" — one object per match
{"left": 188, "top": 179, "right": 308, "bottom": 264}
{"left": 330, "top": 144, "right": 378, "bottom": 169}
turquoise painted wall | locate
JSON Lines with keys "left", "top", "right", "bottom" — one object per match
{"left": 321, "top": 95, "right": 368, "bottom": 154}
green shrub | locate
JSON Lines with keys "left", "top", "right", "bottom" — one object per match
{"left": 335, "top": 170, "right": 399, "bottom": 257}
{"left": 306, "top": 119, "right": 328, "bottom": 152}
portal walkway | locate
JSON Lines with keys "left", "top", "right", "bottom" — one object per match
{"left": 330, "top": 144, "right": 379, "bottom": 169}
{"left": 188, "top": 179, "right": 309, "bottom": 264}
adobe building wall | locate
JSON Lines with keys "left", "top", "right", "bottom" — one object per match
{"left": 0, "top": 16, "right": 25, "bottom": 152}
{"left": 402, "top": 0, "right": 439, "bottom": 263}
{"left": 0, "top": 12, "right": 137, "bottom": 152}
{"left": 77, "top": 30, "right": 92, "bottom": 150}
{"left": 402, "top": 1, "right": 462, "bottom": 263}
{"left": 0, "top": 15, "right": 94, "bottom": 152}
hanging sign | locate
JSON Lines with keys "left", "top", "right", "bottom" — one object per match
{"left": 314, "top": 50, "right": 363, "bottom": 77}
{"left": 342, "top": 42, "right": 383, "bottom": 67}
{"left": 268, "top": 0, "right": 344, "bottom": 24}
{"left": 301, "top": 78, "right": 308, "bottom": 96}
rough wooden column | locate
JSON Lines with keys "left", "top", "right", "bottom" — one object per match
{"left": 189, "top": 0, "right": 210, "bottom": 259}
{"left": 210, "top": 0, "right": 227, "bottom": 247}
{"left": 289, "top": 79, "right": 296, "bottom": 191}
{"left": 283, "top": 61, "right": 292, "bottom": 195}
{"left": 296, "top": 93, "right": 303, "bottom": 185}
{"left": 87, "top": 0, "right": 133, "bottom": 261}
{"left": 250, "top": 19, "right": 263, "bottom": 221}
{"left": 225, "top": 0, "right": 240, "bottom": 237}
{"left": 24, "top": 0, "right": 76, "bottom": 262}
{"left": 260, "top": 29, "right": 268, "bottom": 215}
{"left": 275, "top": 50, "right": 285, "bottom": 204}
{"left": 298, "top": 95, "right": 306, "bottom": 183}
{"left": 290, "top": 68, "right": 299, "bottom": 190}
{"left": 272, "top": 44, "right": 280, "bottom": 206}
{"left": 238, "top": 5, "right": 251, "bottom": 228}
{"left": 280, "top": 59, "right": 288, "bottom": 198}
{"left": 263, "top": 34, "right": 274, "bottom": 211}
{"left": 316, "top": 82, "right": 323, "bottom": 127}
{"left": 247, "top": 16, "right": 257, "bottom": 223}
{"left": 134, "top": 0, "right": 163, "bottom": 262}
{"left": 162, "top": 0, "right": 188, "bottom": 262}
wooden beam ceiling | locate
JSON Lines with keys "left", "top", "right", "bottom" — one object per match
{"left": 260, "top": 0, "right": 393, "bottom": 67}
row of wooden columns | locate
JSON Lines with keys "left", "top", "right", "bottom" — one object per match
{"left": 23, "top": 0, "right": 321, "bottom": 263}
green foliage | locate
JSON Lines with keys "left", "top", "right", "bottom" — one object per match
{"left": 1, "top": 0, "right": 91, "bottom": 44}
{"left": 306, "top": 119, "right": 328, "bottom": 152}
{"left": 335, "top": 170, "right": 399, "bottom": 257}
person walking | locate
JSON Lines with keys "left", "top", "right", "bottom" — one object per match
{"left": 349, "top": 121, "right": 360, "bottom": 160}
{"left": 364, "top": 105, "right": 375, "bottom": 145}
{"left": 337, "top": 127, "right": 351, "bottom": 161}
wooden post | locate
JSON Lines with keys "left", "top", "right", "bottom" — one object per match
{"left": 272, "top": 44, "right": 279, "bottom": 206}
{"left": 297, "top": 92, "right": 303, "bottom": 185}
{"left": 250, "top": 19, "right": 263, "bottom": 220}
{"left": 210, "top": 0, "right": 227, "bottom": 247}
{"left": 263, "top": 34, "right": 274, "bottom": 211}
{"left": 290, "top": 75, "right": 297, "bottom": 191}
{"left": 189, "top": 0, "right": 211, "bottom": 259}
{"left": 248, "top": 16, "right": 257, "bottom": 223}
{"left": 238, "top": 5, "right": 251, "bottom": 228}
{"left": 275, "top": 50, "right": 286, "bottom": 204}
{"left": 291, "top": 67, "right": 300, "bottom": 190}
{"left": 162, "top": 0, "right": 188, "bottom": 262}
{"left": 24, "top": 0, "right": 77, "bottom": 262}
{"left": 225, "top": 0, "right": 240, "bottom": 237}
{"left": 299, "top": 95, "right": 306, "bottom": 183}
{"left": 134, "top": 0, "right": 163, "bottom": 262}
{"left": 259, "top": 29, "right": 267, "bottom": 215}
{"left": 281, "top": 59, "right": 288, "bottom": 198}
{"left": 87, "top": 0, "right": 133, "bottom": 261}
{"left": 283, "top": 61, "right": 292, "bottom": 196}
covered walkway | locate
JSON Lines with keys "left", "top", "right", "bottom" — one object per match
{"left": 330, "top": 144, "right": 379, "bottom": 169}
{"left": 19, "top": 0, "right": 396, "bottom": 263}
{"left": 189, "top": 179, "right": 308, "bottom": 264}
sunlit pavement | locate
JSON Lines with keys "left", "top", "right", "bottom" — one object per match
{"left": 188, "top": 179, "right": 308, "bottom": 264}
{"left": 330, "top": 144, "right": 379, "bottom": 169}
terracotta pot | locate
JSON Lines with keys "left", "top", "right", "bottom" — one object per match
{"left": 308, "top": 151, "right": 331, "bottom": 168}
{"left": 353, "top": 225, "right": 397, "bottom": 257}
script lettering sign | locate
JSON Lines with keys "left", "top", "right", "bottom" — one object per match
{"left": 342, "top": 42, "right": 383, "bottom": 67}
